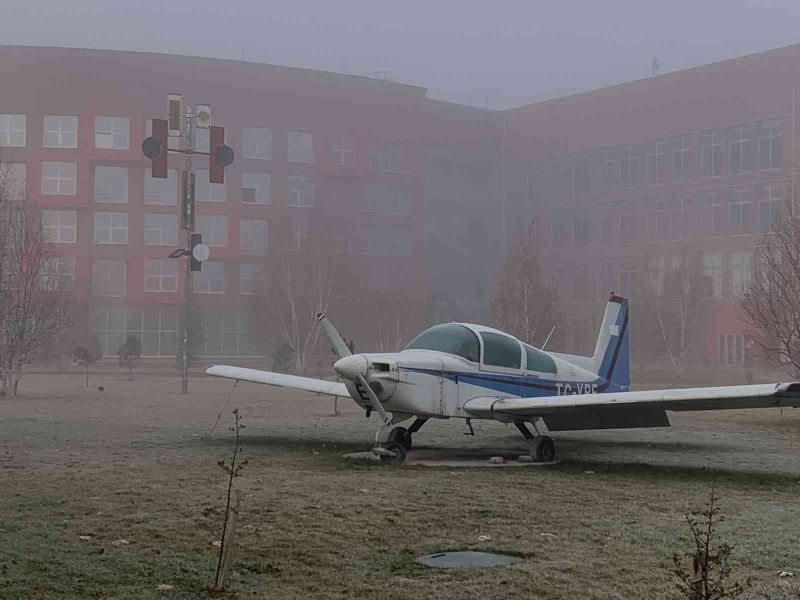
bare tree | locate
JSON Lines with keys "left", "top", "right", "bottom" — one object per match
{"left": 357, "top": 288, "right": 417, "bottom": 353}
{"left": 740, "top": 178, "right": 800, "bottom": 374}
{"left": 0, "top": 161, "right": 73, "bottom": 395}
{"left": 490, "top": 223, "right": 560, "bottom": 347}
{"left": 263, "top": 234, "right": 337, "bottom": 374}
{"left": 651, "top": 247, "right": 708, "bottom": 380}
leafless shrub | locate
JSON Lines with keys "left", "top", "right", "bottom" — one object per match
{"left": 490, "top": 222, "right": 561, "bottom": 347}
{"left": 672, "top": 483, "right": 752, "bottom": 600}
{"left": 0, "top": 159, "right": 73, "bottom": 395}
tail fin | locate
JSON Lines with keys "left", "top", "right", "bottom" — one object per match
{"left": 591, "top": 293, "right": 630, "bottom": 390}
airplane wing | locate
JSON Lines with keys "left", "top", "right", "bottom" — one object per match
{"left": 464, "top": 383, "right": 800, "bottom": 431}
{"left": 204, "top": 365, "right": 349, "bottom": 397}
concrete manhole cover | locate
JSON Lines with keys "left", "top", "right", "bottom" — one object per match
{"left": 416, "top": 551, "right": 522, "bottom": 568}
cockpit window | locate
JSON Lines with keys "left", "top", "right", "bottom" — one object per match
{"left": 480, "top": 332, "right": 522, "bottom": 369}
{"left": 404, "top": 324, "right": 480, "bottom": 362}
{"left": 523, "top": 343, "right": 557, "bottom": 374}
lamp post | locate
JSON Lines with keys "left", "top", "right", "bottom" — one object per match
{"left": 143, "top": 95, "right": 234, "bottom": 393}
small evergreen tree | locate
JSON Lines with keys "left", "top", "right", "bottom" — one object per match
{"left": 117, "top": 334, "right": 142, "bottom": 379}
{"left": 74, "top": 335, "right": 102, "bottom": 387}
{"left": 271, "top": 344, "right": 295, "bottom": 373}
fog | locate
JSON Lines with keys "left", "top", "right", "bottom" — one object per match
{"left": 3, "top": 0, "right": 800, "bottom": 108}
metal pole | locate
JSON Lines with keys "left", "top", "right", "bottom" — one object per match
{"left": 181, "top": 106, "right": 194, "bottom": 395}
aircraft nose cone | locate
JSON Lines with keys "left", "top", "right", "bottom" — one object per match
{"left": 333, "top": 354, "right": 369, "bottom": 381}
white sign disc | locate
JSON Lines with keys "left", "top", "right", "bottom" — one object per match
{"left": 192, "top": 243, "right": 210, "bottom": 262}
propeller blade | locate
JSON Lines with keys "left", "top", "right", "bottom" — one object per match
{"left": 357, "top": 373, "right": 391, "bottom": 425}
{"left": 317, "top": 313, "right": 352, "bottom": 359}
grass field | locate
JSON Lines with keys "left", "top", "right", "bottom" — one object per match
{"left": 1, "top": 371, "right": 799, "bottom": 599}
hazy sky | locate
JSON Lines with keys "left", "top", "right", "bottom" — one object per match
{"left": 3, "top": 0, "right": 800, "bottom": 109}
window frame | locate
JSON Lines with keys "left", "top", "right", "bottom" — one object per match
{"left": 479, "top": 331, "right": 523, "bottom": 373}
{"left": 94, "top": 116, "right": 130, "bottom": 150}
{"left": 0, "top": 114, "right": 26, "bottom": 147}
{"left": 43, "top": 115, "right": 78, "bottom": 148}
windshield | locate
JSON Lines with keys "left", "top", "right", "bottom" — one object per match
{"left": 404, "top": 324, "right": 480, "bottom": 362}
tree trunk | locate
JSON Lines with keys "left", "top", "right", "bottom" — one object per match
{"left": 11, "top": 366, "right": 21, "bottom": 396}
{"left": 85, "top": 365, "right": 89, "bottom": 387}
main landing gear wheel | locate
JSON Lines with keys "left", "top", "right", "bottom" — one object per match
{"left": 533, "top": 436, "right": 556, "bottom": 463}
{"left": 379, "top": 441, "right": 407, "bottom": 463}
{"left": 387, "top": 426, "right": 413, "bottom": 450}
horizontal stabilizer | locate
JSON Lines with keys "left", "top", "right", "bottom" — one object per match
{"left": 205, "top": 365, "right": 349, "bottom": 397}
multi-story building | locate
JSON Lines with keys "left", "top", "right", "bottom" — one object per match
{"left": 0, "top": 46, "right": 459, "bottom": 358}
{"left": 503, "top": 43, "right": 800, "bottom": 366}
{"left": 5, "top": 43, "right": 800, "bottom": 366}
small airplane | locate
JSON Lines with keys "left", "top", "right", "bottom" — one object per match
{"left": 205, "top": 293, "right": 800, "bottom": 463}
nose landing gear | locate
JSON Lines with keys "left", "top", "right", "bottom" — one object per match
{"left": 386, "top": 417, "right": 428, "bottom": 451}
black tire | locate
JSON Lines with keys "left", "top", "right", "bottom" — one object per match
{"left": 387, "top": 427, "right": 412, "bottom": 450}
{"left": 380, "top": 441, "right": 407, "bottom": 464}
{"left": 534, "top": 436, "right": 555, "bottom": 463}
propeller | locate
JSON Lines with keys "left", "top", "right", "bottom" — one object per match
{"left": 317, "top": 313, "right": 352, "bottom": 359}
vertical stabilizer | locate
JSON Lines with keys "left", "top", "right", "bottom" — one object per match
{"left": 591, "top": 294, "right": 630, "bottom": 390}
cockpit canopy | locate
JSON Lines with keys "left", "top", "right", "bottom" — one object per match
{"left": 404, "top": 324, "right": 480, "bottom": 363}
{"left": 403, "top": 323, "right": 557, "bottom": 374}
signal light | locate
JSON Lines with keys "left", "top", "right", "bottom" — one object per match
{"left": 190, "top": 233, "right": 205, "bottom": 272}
{"left": 142, "top": 119, "right": 168, "bottom": 179}
{"left": 209, "top": 126, "right": 234, "bottom": 184}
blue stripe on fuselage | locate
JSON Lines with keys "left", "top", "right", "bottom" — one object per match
{"left": 399, "top": 367, "right": 626, "bottom": 397}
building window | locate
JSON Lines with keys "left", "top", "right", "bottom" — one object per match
{"left": 194, "top": 127, "right": 210, "bottom": 153}
{"left": 242, "top": 127, "right": 272, "bottom": 159}
{"left": 644, "top": 255, "right": 665, "bottom": 296}
{"left": 699, "top": 129, "right": 723, "bottom": 177}
{"left": 619, "top": 259, "right": 637, "bottom": 297}
{"left": 758, "top": 183, "right": 782, "bottom": 233}
{"left": 729, "top": 250, "right": 753, "bottom": 296}
{"left": 671, "top": 135, "right": 691, "bottom": 181}
{"left": 602, "top": 149, "right": 619, "bottom": 189}
{"left": 144, "top": 168, "right": 178, "bottom": 205}
{"left": 366, "top": 226, "right": 412, "bottom": 257}
{"left": 94, "top": 212, "right": 129, "bottom": 244}
{"left": 703, "top": 252, "right": 723, "bottom": 298}
{"left": 619, "top": 146, "right": 638, "bottom": 187}
{"left": 671, "top": 194, "right": 692, "bottom": 241}
{"left": 620, "top": 202, "right": 637, "bottom": 244}
{"left": 573, "top": 157, "right": 591, "bottom": 194}
{"left": 42, "top": 209, "right": 77, "bottom": 243}
{"left": 39, "top": 256, "right": 76, "bottom": 290}
{"left": 197, "top": 310, "right": 260, "bottom": 356}
{"left": 144, "top": 213, "right": 179, "bottom": 246}
{"left": 240, "top": 263, "right": 264, "bottom": 295}
{"left": 573, "top": 264, "right": 590, "bottom": 301}
{"left": 573, "top": 218, "right": 590, "bottom": 248}
{"left": 194, "top": 261, "right": 225, "bottom": 293}
{"left": 144, "top": 259, "right": 178, "bottom": 292}
{"left": 647, "top": 139, "right": 668, "bottom": 185}
{"left": 646, "top": 199, "right": 667, "bottom": 242}
{"left": 718, "top": 333, "right": 744, "bottom": 365}
{"left": 41, "top": 161, "right": 77, "bottom": 195}
{"left": 92, "top": 306, "right": 178, "bottom": 356}
{"left": 700, "top": 190, "right": 726, "bottom": 237}
{"left": 364, "top": 183, "right": 410, "bottom": 215}
{"left": 600, "top": 213, "right": 617, "bottom": 246}
{"left": 758, "top": 120, "right": 781, "bottom": 170}
{"left": 553, "top": 165, "right": 572, "bottom": 198}
{"left": 0, "top": 114, "right": 26, "bottom": 147}
{"left": 369, "top": 145, "right": 405, "bottom": 172}
{"left": 92, "top": 260, "right": 126, "bottom": 297}
{"left": 43, "top": 115, "right": 77, "bottom": 148}
{"left": 95, "top": 116, "right": 129, "bottom": 149}
{"left": 729, "top": 125, "right": 754, "bottom": 174}
{"left": 287, "top": 175, "right": 314, "bottom": 207}
{"left": 240, "top": 218, "right": 268, "bottom": 255}
{"left": 287, "top": 131, "right": 314, "bottom": 163}
{"left": 291, "top": 215, "right": 308, "bottom": 250}
{"left": 94, "top": 166, "right": 128, "bottom": 203}
{"left": 330, "top": 135, "right": 355, "bottom": 166}
{"left": 728, "top": 187, "right": 752, "bottom": 235}
{"left": 551, "top": 221, "right": 569, "bottom": 249}
{"left": 3, "top": 163, "right": 27, "bottom": 199}
{"left": 196, "top": 214, "right": 227, "bottom": 247}
{"left": 600, "top": 261, "right": 617, "bottom": 297}
{"left": 241, "top": 172, "right": 271, "bottom": 204}
{"left": 195, "top": 169, "right": 226, "bottom": 202}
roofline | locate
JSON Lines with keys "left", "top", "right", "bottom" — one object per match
{"left": 0, "top": 44, "right": 428, "bottom": 94}
{"left": 505, "top": 40, "right": 800, "bottom": 113}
